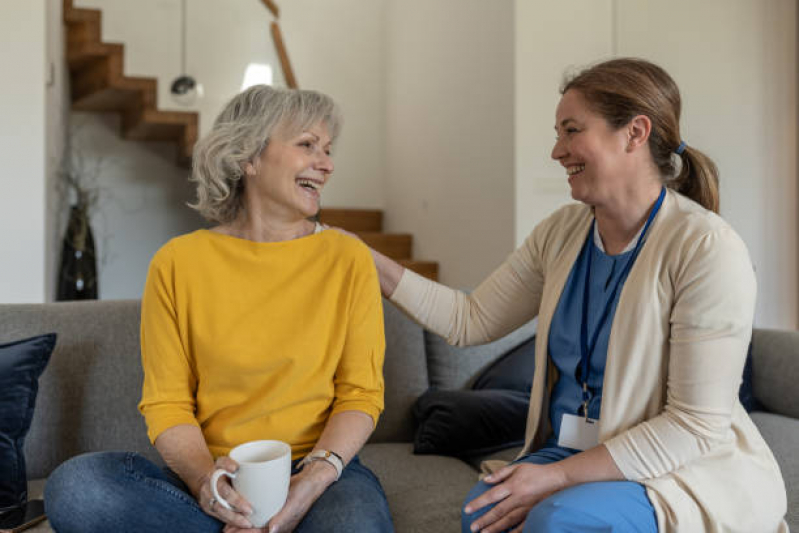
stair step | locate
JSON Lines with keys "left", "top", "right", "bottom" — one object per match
{"left": 124, "top": 109, "right": 198, "bottom": 166}
{"left": 318, "top": 209, "right": 382, "bottom": 232}
{"left": 398, "top": 260, "right": 439, "bottom": 281}
{"left": 62, "top": 0, "right": 198, "bottom": 166}
{"left": 358, "top": 233, "right": 412, "bottom": 260}
{"left": 72, "top": 75, "right": 157, "bottom": 112}
{"left": 67, "top": 41, "right": 121, "bottom": 71}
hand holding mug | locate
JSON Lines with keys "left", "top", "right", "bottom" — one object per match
{"left": 199, "top": 455, "right": 255, "bottom": 529}
{"left": 209, "top": 440, "right": 292, "bottom": 529}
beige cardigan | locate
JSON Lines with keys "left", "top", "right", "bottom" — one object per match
{"left": 391, "top": 189, "right": 787, "bottom": 532}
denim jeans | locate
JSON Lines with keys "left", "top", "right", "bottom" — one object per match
{"left": 45, "top": 451, "right": 394, "bottom": 533}
{"left": 462, "top": 446, "right": 658, "bottom": 533}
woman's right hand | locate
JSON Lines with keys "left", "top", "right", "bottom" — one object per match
{"left": 197, "top": 456, "right": 256, "bottom": 529}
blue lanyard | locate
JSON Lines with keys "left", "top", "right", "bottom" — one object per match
{"left": 579, "top": 187, "right": 665, "bottom": 419}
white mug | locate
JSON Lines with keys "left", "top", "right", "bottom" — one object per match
{"left": 210, "top": 440, "right": 292, "bottom": 528}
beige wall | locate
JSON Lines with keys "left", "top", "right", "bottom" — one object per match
{"left": 384, "top": 0, "right": 516, "bottom": 288}
{"left": 515, "top": 0, "right": 798, "bottom": 329}
{"left": 0, "top": 0, "right": 46, "bottom": 303}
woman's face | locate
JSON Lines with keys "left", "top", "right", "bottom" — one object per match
{"left": 551, "top": 89, "right": 631, "bottom": 207}
{"left": 246, "top": 121, "right": 334, "bottom": 220}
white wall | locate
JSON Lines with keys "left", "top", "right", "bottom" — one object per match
{"left": 68, "top": 112, "right": 204, "bottom": 300}
{"left": 281, "top": 0, "right": 387, "bottom": 209}
{"left": 0, "top": 0, "right": 47, "bottom": 303}
{"left": 384, "top": 0, "right": 516, "bottom": 288}
{"left": 515, "top": 0, "right": 798, "bottom": 329}
{"left": 45, "top": 0, "right": 69, "bottom": 302}
{"left": 514, "top": 0, "right": 613, "bottom": 239}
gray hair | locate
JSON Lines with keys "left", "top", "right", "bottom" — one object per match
{"left": 189, "top": 85, "right": 342, "bottom": 223}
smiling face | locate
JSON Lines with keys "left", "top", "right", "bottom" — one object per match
{"left": 244, "top": 121, "right": 334, "bottom": 221}
{"left": 551, "top": 89, "right": 632, "bottom": 208}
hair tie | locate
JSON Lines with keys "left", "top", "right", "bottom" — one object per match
{"left": 675, "top": 140, "right": 687, "bottom": 155}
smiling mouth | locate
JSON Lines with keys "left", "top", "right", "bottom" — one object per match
{"left": 296, "top": 178, "right": 323, "bottom": 195}
{"left": 566, "top": 164, "right": 585, "bottom": 176}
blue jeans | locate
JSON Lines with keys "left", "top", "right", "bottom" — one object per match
{"left": 462, "top": 446, "right": 658, "bottom": 533}
{"left": 45, "top": 451, "right": 393, "bottom": 533}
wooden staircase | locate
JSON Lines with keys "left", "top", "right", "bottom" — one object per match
{"left": 61, "top": 1, "right": 439, "bottom": 281}
{"left": 319, "top": 209, "right": 438, "bottom": 280}
{"left": 63, "top": 0, "right": 198, "bottom": 166}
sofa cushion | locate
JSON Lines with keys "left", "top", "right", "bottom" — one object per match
{"left": 0, "top": 300, "right": 161, "bottom": 479}
{"left": 369, "top": 300, "right": 429, "bottom": 443}
{"left": 425, "top": 320, "right": 536, "bottom": 390}
{"left": 750, "top": 411, "right": 799, "bottom": 531}
{"left": 0, "top": 334, "right": 56, "bottom": 509}
{"left": 751, "top": 329, "right": 799, "bottom": 419}
{"left": 412, "top": 389, "right": 528, "bottom": 458}
{"left": 464, "top": 445, "right": 524, "bottom": 471}
{"left": 360, "top": 442, "right": 478, "bottom": 532}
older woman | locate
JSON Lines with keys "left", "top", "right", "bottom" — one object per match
{"left": 45, "top": 86, "right": 393, "bottom": 533}
{"left": 355, "top": 58, "right": 788, "bottom": 532}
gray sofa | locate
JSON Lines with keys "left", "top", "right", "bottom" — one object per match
{"left": 0, "top": 299, "right": 796, "bottom": 532}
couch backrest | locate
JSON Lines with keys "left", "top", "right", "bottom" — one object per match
{"left": 0, "top": 298, "right": 431, "bottom": 478}
{"left": 752, "top": 328, "right": 799, "bottom": 419}
{"left": 368, "top": 300, "right": 428, "bottom": 443}
{"left": 0, "top": 300, "right": 158, "bottom": 479}
{"left": 0, "top": 297, "right": 528, "bottom": 477}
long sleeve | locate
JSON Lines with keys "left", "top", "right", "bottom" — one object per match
{"left": 390, "top": 229, "right": 545, "bottom": 347}
{"left": 138, "top": 245, "right": 199, "bottom": 444}
{"left": 604, "top": 226, "right": 757, "bottom": 480}
{"left": 331, "top": 247, "right": 386, "bottom": 425}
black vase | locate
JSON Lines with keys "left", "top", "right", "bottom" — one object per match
{"left": 56, "top": 205, "right": 98, "bottom": 301}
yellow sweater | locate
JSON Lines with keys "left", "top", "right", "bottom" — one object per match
{"left": 138, "top": 229, "right": 385, "bottom": 459}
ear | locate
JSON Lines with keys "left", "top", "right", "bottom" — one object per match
{"left": 626, "top": 115, "right": 652, "bottom": 152}
{"left": 242, "top": 161, "right": 256, "bottom": 177}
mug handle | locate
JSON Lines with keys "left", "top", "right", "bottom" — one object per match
{"left": 210, "top": 468, "right": 237, "bottom": 512}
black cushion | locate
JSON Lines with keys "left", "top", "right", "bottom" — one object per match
{"left": 739, "top": 341, "right": 762, "bottom": 413}
{"left": 472, "top": 335, "right": 536, "bottom": 392}
{"left": 412, "top": 388, "right": 529, "bottom": 458}
{"left": 0, "top": 334, "right": 56, "bottom": 510}
{"left": 412, "top": 335, "right": 535, "bottom": 457}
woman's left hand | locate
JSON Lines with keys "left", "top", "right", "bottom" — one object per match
{"left": 463, "top": 462, "right": 567, "bottom": 533}
{"left": 222, "top": 460, "right": 337, "bottom": 533}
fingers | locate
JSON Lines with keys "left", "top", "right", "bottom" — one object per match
{"left": 472, "top": 505, "right": 528, "bottom": 533}
{"left": 199, "top": 457, "right": 254, "bottom": 529}
{"left": 463, "top": 482, "right": 511, "bottom": 514}
{"left": 215, "top": 455, "right": 239, "bottom": 473}
{"left": 483, "top": 464, "right": 517, "bottom": 484}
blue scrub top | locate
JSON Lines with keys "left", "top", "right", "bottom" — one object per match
{"left": 547, "top": 233, "right": 635, "bottom": 443}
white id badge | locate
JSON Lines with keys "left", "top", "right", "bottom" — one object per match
{"left": 558, "top": 413, "right": 600, "bottom": 451}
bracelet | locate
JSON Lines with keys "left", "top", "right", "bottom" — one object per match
{"left": 299, "top": 449, "right": 343, "bottom": 481}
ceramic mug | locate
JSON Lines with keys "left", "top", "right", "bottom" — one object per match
{"left": 210, "top": 440, "right": 292, "bottom": 528}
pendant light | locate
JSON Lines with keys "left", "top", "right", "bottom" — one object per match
{"left": 170, "top": 0, "right": 201, "bottom": 105}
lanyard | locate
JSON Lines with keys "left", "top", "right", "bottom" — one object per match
{"left": 579, "top": 186, "right": 665, "bottom": 419}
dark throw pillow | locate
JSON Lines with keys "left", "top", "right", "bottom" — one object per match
{"left": 412, "top": 388, "right": 529, "bottom": 458}
{"left": 0, "top": 334, "right": 56, "bottom": 510}
{"left": 412, "top": 335, "right": 536, "bottom": 457}
{"left": 471, "top": 335, "right": 536, "bottom": 392}
{"left": 739, "top": 340, "right": 762, "bottom": 413}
